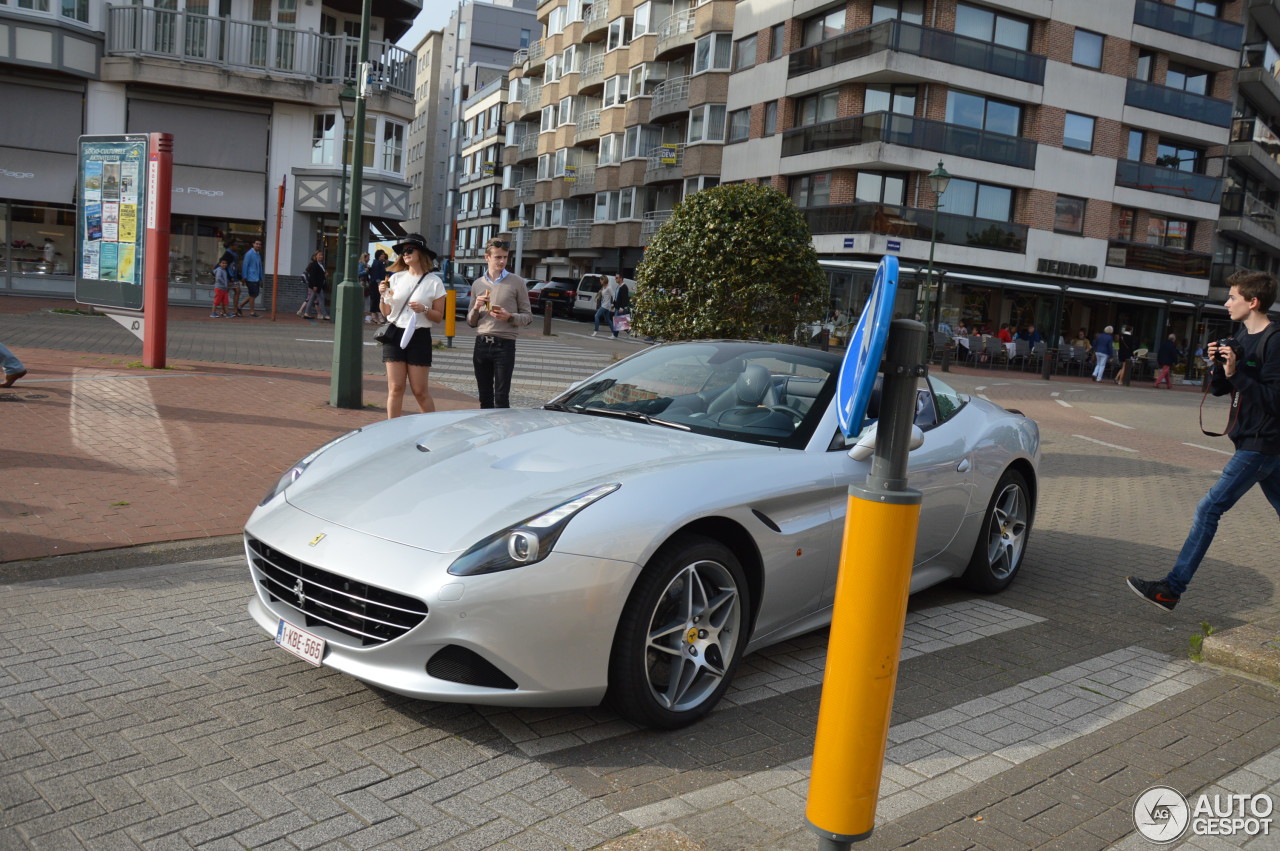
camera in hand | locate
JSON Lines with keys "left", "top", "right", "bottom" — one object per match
{"left": 1213, "top": 337, "right": 1242, "bottom": 363}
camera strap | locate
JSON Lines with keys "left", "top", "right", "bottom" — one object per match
{"left": 1198, "top": 323, "right": 1278, "bottom": 437}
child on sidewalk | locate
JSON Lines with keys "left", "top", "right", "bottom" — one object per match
{"left": 211, "top": 258, "right": 232, "bottom": 318}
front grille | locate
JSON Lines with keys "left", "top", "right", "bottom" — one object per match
{"left": 247, "top": 535, "right": 429, "bottom": 646}
{"left": 427, "top": 645, "right": 518, "bottom": 690}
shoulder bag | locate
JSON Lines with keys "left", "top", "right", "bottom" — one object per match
{"left": 374, "top": 274, "right": 427, "bottom": 344}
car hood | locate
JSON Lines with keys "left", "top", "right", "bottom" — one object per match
{"left": 280, "top": 409, "right": 766, "bottom": 554}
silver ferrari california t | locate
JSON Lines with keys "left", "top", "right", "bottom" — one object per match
{"left": 245, "top": 340, "right": 1040, "bottom": 728}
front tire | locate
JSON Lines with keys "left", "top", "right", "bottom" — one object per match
{"left": 608, "top": 535, "right": 750, "bottom": 728}
{"left": 961, "top": 468, "right": 1032, "bottom": 593}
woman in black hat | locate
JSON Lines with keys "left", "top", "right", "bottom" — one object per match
{"left": 376, "top": 234, "right": 447, "bottom": 418}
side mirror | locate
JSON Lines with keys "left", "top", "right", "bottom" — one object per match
{"left": 847, "top": 423, "right": 925, "bottom": 462}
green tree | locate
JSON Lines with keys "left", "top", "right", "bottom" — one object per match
{"left": 632, "top": 184, "right": 826, "bottom": 342}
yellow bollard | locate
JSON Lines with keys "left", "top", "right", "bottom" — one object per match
{"left": 444, "top": 289, "right": 456, "bottom": 346}
{"left": 806, "top": 488, "right": 921, "bottom": 843}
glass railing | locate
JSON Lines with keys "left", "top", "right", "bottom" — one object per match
{"left": 1114, "top": 160, "right": 1223, "bottom": 203}
{"left": 802, "top": 202, "right": 1028, "bottom": 252}
{"left": 789, "top": 19, "right": 1045, "bottom": 85}
{"left": 1221, "top": 190, "right": 1280, "bottom": 234}
{"left": 105, "top": 5, "right": 414, "bottom": 96}
{"left": 1124, "top": 78, "right": 1232, "bottom": 127}
{"left": 781, "top": 112, "right": 1036, "bottom": 169}
{"left": 1133, "top": 0, "right": 1243, "bottom": 50}
{"left": 1106, "top": 240, "right": 1211, "bottom": 277}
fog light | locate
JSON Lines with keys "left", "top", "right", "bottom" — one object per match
{"left": 508, "top": 531, "right": 539, "bottom": 562}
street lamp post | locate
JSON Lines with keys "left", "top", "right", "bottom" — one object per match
{"left": 330, "top": 3, "right": 372, "bottom": 409}
{"left": 925, "top": 161, "right": 951, "bottom": 335}
{"left": 337, "top": 83, "right": 357, "bottom": 254}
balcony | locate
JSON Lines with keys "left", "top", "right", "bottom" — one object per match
{"left": 511, "top": 47, "right": 528, "bottom": 67}
{"left": 802, "top": 202, "right": 1028, "bottom": 253}
{"left": 570, "top": 164, "right": 596, "bottom": 195}
{"left": 516, "top": 179, "right": 536, "bottom": 201}
{"left": 580, "top": 53, "right": 605, "bottom": 88}
{"left": 1228, "top": 117, "right": 1280, "bottom": 184}
{"left": 583, "top": 0, "right": 609, "bottom": 40}
{"left": 1251, "top": 0, "right": 1280, "bottom": 46}
{"left": 528, "top": 39, "right": 546, "bottom": 64}
{"left": 656, "top": 9, "right": 696, "bottom": 54}
{"left": 567, "top": 218, "right": 594, "bottom": 247}
{"left": 104, "top": 5, "right": 414, "bottom": 96}
{"left": 1124, "top": 78, "right": 1232, "bottom": 127}
{"left": 1106, "top": 239, "right": 1211, "bottom": 277}
{"left": 575, "top": 109, "right": 602, "bottom": 144}
{"left": 789, "top": 19, "right": 1045, "bottom": 86}
{"left": 1237, "top": 64, "right": 1280, "bottom": 126}
{"left": 1219, "top": 190, "right": 1280, "bottom": 250}
{"left": 1114, "top": 160, "right": 1223, "bottom": 204}
{"left": 519, "top": 83, "right": 543, "bottom": 115}
{"left": 1132, "top": 0, "right": 1243, "bottom": 50}
{"left": 781, "top": 112, "right": 1036, "bottom": 170}
{"left": 640, "top": 210, "right": 674, "bottom": 244}
{"left": 519, "top": 133, "right": 539, "bottom": 156}
{"left": 650, "top": 75, "right": 690, "bottom": 120}
{"left": 645, "top": 144, "right": 685, "bottom": 182}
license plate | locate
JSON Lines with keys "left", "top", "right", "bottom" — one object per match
{"left": 275, "top": 618, "right": 325, "bottom": 666}
{"left": 547, "top": 290, "right": 561, "bottom": 297}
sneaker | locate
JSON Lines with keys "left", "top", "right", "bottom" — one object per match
{"left": 1127, "top": 576, "right": 1179, "bottom": 612}
{"left": 2, "top": 368, "right": 26, "bottom": 388}
{"left": 591, "top": 331, "right": 599, "bottom": 337}
{"left": 210, "top": 313, "right": 220, "bottom": 318}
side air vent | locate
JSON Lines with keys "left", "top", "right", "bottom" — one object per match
{"left": 427, "top": 645, "right": 518, "bottom": 690}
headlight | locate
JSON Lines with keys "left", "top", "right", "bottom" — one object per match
{"left": 448, "top": 483, "right": 621, "bottom": 576}
{"left": 259, "top": 429, "right": 361, "bottom": 506}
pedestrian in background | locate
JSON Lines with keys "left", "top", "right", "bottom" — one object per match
{"left": 367, "top": 250, "right": 388, "bottom": 324}
{"left": 238, "top": 238, "right": 263, "bottom": 317}
{"left": 1, "top": 342, "right": 26, "bottom": 387}
{"left": 612, "top": 274, "right": 631, "bottom": 338}
{"left": 591, "top": 275, "right": 616, "bottom": 337}
{"left": 1114, "top": 325, "right": 1135, "bottom": 385}
{"left": 358, "top": 252, "right": 375, "bottom": 324}
{"left": 468, "top": 238, "right": 531, "bottom": 408}
{"left": 377, "top": 234, "right": 446, "bottom": 418}
{"left": 1154, "top": 333, "right": 1180, "bottom": 389}
{"left": 1092, "top": 325, "right": 1114, "bottom": 382}
{"left": 210, "top": 257, "right": 232, "bottom": 318}
{"left": 221, "top": 241, "right": 243, "bottom": 317}
{"left": 1128, "top": 271, "right": 1280, "bottom": 611}
{"left": 298, "top": 249, "right": 330, "bottom": 320}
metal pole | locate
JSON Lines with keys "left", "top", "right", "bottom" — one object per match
{"left": 329, "top": 0, "right": 371, "bottom": 409}
{"left": 927, "top": 203, "right": 941, "bottom": 334}
{"left": 515, "top": 202, "right": 525, "bottom": 275}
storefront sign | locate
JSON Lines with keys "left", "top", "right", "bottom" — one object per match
{"left": 76, "top": 135, "right": 149, "bottom": 310}
{"left": 1037, "top": 258, "right": 1098, "bottom": 279}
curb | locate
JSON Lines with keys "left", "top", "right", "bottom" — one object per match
{"left": 1202, "top": 617, "right": 1280, "bottom": 683}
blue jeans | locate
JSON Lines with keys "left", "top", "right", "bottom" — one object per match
{"left": 1164, "top": 450, "right": 1280, "bottom": 595}
{"left": 473, "top": 335, "right": 516, "bottom": 408}
{"left": 1, "top": 342, "right": 24, "bottom": 376}
{"left": 594, "top": 306, "right": 614, "bottom": 334}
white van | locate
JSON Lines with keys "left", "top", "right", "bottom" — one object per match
{"left": 572, "top": 275, "right": 637, "bottom": 319}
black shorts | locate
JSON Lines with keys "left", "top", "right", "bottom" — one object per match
{"left": 245, "top": 281, "right": 261, "bottom": 298}
{"left": 381, "top": 326, "right": 434, "bottom": 367}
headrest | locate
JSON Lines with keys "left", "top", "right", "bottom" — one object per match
{"left": 735, "top": 364, "right": 772, "bottom": 406}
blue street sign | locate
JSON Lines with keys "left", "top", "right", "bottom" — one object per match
{"left": 843, "top": 238, "right": 854, "bottom": 248}
{"left": 886, "top": 239, "right": 901, "bottom": 251}
{"left": 835, "top": 256, "right": 898, "bottom": 438}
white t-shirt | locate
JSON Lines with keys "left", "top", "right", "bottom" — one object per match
{"left": 385, "top": 271, "right": 446, "bottom": 329}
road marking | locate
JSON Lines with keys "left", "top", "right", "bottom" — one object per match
{"left": 620, "top": 646, "right": 1213, "bottom": 831}
{"left": 1055, "top": 399, "right": 1072, "bottom": 408}
{"left": 1050, "top": 392, "right": 1059, "bottom": 397}
{"left": 1091, "top": 416, "right": 1135, "bottom": 429}
{"left": 482, "top": 601, "right": 1044, "bottom": 757}
{"left": 1183, "top": 442, "right": 1234, "bottom": 456}
{"left": 1072, "top": 434, "right": 1137, "bottom": 452}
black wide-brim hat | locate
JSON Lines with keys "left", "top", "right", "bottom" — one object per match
{"left": 392, "top": 233, "right": 437, "bottom": 261}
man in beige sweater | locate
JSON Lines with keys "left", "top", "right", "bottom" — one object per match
{"left": 467, "top": 238, "right": 532, "bottom": 408}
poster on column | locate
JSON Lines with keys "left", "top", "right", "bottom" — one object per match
{"left": 75, "top": 135, "right": 149, "bottom": 310}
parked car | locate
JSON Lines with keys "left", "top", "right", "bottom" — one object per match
{"left": 450, "top": 282, "right": 471, "bottom": 316}
{"left": 245, "top": 340, "right": 1039, "bottom": 728}
{"left": 573, "top": 274, "right": 609, "bottom": 319}
{"left": 528, "top": 280, "right": 574, "bottom": 317}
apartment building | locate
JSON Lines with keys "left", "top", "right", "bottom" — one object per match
{"left": 455, "top": 78, "right": 509, "bottom": 279}
{"left": 501, "top": 0, "right": 1256, "bottom": 348}
{"left": 0, "top": 0, "right": 418, "bottom": 304}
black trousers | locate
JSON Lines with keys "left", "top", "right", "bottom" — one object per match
{"left": 473, "top": 335, "right": 516, "bottom": 408}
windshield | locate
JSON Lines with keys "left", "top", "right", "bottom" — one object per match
{"left": 548, "top": 342, "right": 839, "bottom": 448}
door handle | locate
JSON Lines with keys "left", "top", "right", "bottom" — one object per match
{"left": 956, "top": 458, "right": 971, "bottom": 473}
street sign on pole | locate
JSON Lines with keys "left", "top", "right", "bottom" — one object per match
{"left": 835, "top": 255, "right": 898, "bottom": 438}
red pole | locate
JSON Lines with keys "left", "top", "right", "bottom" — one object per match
{"left": 143, "top": 132, "right": 173, "bottom": 369}
{"left": 271, "top": 176, "right": 285, "bottom": 321}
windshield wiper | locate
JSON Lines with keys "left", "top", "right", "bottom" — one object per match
{"left": 577, "top": 407, "right": 690, "bottom": 431}
{"left": 542, "top": 402, "right": 574, "bottom": 412}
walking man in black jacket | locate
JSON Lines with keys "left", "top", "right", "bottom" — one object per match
{"left": 1128, "top": 271, "right": 1280, "bottom": 611}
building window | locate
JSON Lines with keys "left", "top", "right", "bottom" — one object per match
{"left": 624, "top": 125, "right": 663, "bottom": 159}
{"left": 541, "top": 105, "right": 556, "bottom": 133}
{"left": 796, "top": 88, "right": 839, "bottom": 126}
{"left": 872, "top": 0, "right": 924, "bottom": 25}
{"left": 1127, "top": 129, "right": 1145, "bottom": 161}
{"left": 381, "top": 121, "right": 405, "bottom": 173}
{"left": 802, "top": 9, "right": 844, "bottom": 46}
{"left": 693, "top": 33, "right": 732, "bottom": 73}
{"left": 945, "top": 91, "right": 1021, "bottom": 136}
{"left": 790, "top": 173, "right": 832, "bottom": 206}
{"left": 1167, "top": 62, "right": 1209, "bottom": 95}
{"left": 1055, "top": 196, "right": 1085, "bottom": 234}
{"left": 1136, "top": 50, "right": 1155, "bottom": 81}
{"left": 603, "top": 75, "right": 628, "bottom": 107}
{"left": 954, "top": 2, "right": 1030, "bottom": 51}
{"left": 599, "top": 132, "right": 621, "bottom": 165}
{"left": 1156, "top": 139, "right": 1202, "bottom": 171}
{"left": 1072, "top": 29, "right": 1103, "bottom": 68}
{"left": 629, "top": 63, "right": 666, "bottom": 98}
{"left": 855, "top": 171, "right": 907, "bottom": 204}
{"left": 735, "top": 34, "right": 757, "bottom": 70}
{"left": 633, "top": 2, "right": 651, "bottom": 36}
{"left": 865, "top": 85, "right": 917, "bottom": 116}
{"left": 763, "top": 101, "right": 778, "bottom": 135}
{"left": 557, "top": 97, "right": 578, "bottom": 126}
{"left": 1063, "top": 113, "right": 1094, "bottom": 151}
{"left": 607, "top": 17, "right": 632, "bottom": 51}
{"left": 1148, "top": 216, "right": 1190, "bottom": 248}
{"left": 683, "top": 176, "right": 719, "bottom": 198}
{"left": 727, "top": 108, "right": 751, "bottom": 142}
{"left": 769, "top": 23, "right": 785, "bottom": 59}
{"left": 312, "top": 114, "right": 340, "bottom": 165}
{"left": 520, "top": 29, "right": 531, "bottom": 49}
{"left": 944, "top": 178, "right": 1014, "bottom": 221}
{"left": 1175, "top": 0, "right": 1220, "bottom": 15}
{"left": 688, "top": 104, "right": 727, "bottom": 143}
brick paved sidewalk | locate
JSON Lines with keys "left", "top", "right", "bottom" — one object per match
{"left": 0, "top": 346, "right": 475, "bottom": 565}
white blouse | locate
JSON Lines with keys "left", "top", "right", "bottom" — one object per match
{"left": 384, "top": 271, "right": 446, "bottom": 329}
